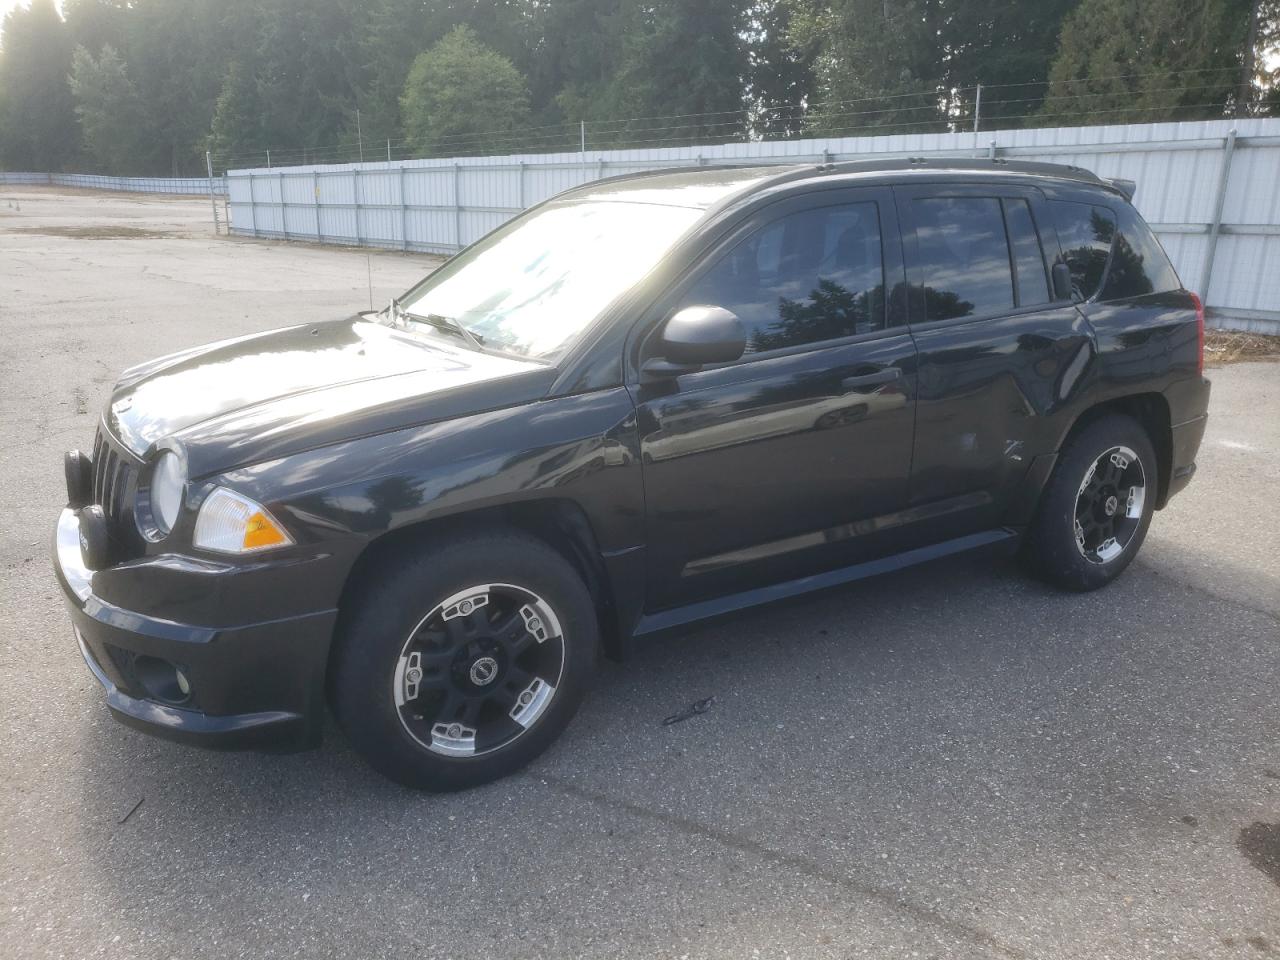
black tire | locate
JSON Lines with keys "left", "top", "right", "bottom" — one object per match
{"left": 1025, "top": 413, "right": 1158, "bottom": 592}
{"left": 331, "top": 530, "right": 598, "bottom": 791}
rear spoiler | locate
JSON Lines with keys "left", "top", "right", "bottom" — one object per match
{"left": 1105, "top": 177, "right": 1137, "bottom": 201}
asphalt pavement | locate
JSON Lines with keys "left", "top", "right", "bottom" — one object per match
{"left": 1, "top": 188, "right": 1277, "bottom": 960}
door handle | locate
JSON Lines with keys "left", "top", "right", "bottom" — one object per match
{"left": 842, "top": 368, "right": 901, "bottom": 391}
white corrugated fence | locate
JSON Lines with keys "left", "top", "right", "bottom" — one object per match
{"left": 232, "top": 118, "right": 1280, "bottom": 332}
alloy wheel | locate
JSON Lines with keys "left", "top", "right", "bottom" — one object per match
{"left": 1073, "top": 444, "right": 1146, "bottom": 564}
{"left": 393, "top": 583, "right": 565, "bottom": 757}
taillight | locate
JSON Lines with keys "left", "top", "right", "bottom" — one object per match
{"left": 1189, "top": 291, "right": 1205, "bottom": 375}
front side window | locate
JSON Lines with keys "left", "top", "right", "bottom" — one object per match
{"left": 911, "top": 197, "right": 1014, "bottom": 321}
{"left": 398, "top": 200, "right": 704, "bottom": 360}
{"left": 1051, "top": 201, "right": 1116, "bottom": 301}
{"left": 678, "top": 202, "right": 886, "bottom": 356}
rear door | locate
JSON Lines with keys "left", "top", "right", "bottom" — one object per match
{"left": 631, "top": 186, "right": 917, "bottom": 610}
{"left": 894, "top": 182, "right": 1092, "bottom": 542}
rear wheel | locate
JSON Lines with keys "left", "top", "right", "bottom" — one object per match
{"left": 1025, "top": 414, "right": 1158, "bottom": 591}
{"left": 332, "top": 531, "right": 598, "bottom": 790}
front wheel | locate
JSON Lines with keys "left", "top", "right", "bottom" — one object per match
{"left": 1025, "top": 413, "right": 1158, "bottom": 591}
{"left": 332, "top": 531, "right": 598, "bottom": 790}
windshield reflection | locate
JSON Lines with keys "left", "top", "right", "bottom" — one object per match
{"left": 395, "top": 200, "right": 704, "bottom": 360}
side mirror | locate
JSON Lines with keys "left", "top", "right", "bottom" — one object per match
{"left": 643, "top": 305, "right": 746, "bottom": 378}
{"left": 1052, "top": 261, "right": 1075, "bottom": 302}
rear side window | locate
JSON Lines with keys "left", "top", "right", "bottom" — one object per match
{"left": 680, "top": 202, "right": 886, "bottom": 355}
{"left": 912, "top": 197, "right": 1013, "bottom": 321}
{"left": 1051, "top": 201, "right": 1115, "bottom": 300}
{"left": 1100, "top": 203, "right": 1181, "bottom": 299}
{"left": 1003, "top": 199, "right": 1050, "bottom": 307}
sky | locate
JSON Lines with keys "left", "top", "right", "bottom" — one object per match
{"left": 1, "top": 0, "right": 60, "bottom": 30}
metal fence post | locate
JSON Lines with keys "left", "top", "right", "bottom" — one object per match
{"left": 313, "top": 171, "right": 323, "bottom": 243}
{"left": 353, "top": 167, "right": 363, "bottom": 246}
{"left": 399, "top": 166, "right": 408, "bottom": 251}
{"left": 248, "top": 170, "right": 258, "bottom": 238}
{"left": 453, "top": 163, "right": 462, "bottom": 251}
{"left": 517, "top": 161, "right": 525, "bottom": 209}
{"left": 1199, "top": 127, "right": 1237, "bottom": 304}
{"left": 278, "top": 170, "right": 286, "bottom": 237}
{"left": 205, "top": 151, "right": 219, "bottom": 234}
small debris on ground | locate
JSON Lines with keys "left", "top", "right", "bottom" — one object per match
{"left": 118, "top": 798, "right": 144, "bottom": 825}
{"left": 662, "top": 696, "right": 716, "bottom": 726}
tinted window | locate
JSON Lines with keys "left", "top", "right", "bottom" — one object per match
{"left": 681, "top": 202, "right": 885, "bottom": 355}
{"left": 1051, "top": 201, "right": 1115, "bottom": 301}
{"left": 912, "top": 197, "right": 1013, "bottom": 321}
{"left": 1100, "top": 203, "right": 1181, "bottom": 300}
{"left": 1003, "top": 198, "right": 1050, "bottom": 307}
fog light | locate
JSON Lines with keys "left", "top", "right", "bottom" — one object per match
{"left": 133, "top": 655, "right": 190, "bottom": 704}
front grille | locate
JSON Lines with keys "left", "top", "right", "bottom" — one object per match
{"left": 91, "top": 425, "right": 144, "bottom": 558}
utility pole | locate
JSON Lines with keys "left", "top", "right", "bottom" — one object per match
{"left": 580, "top": 120, "right": 586, "bottom": 155}
{"left": 973, "top": 84, "right": 982, "bottom": 133}
{"left": 357, "top": 108, "right": 365, "bottom": 163}
{"left": 1236, "top": 0, "right": 1260, "bottom": 118}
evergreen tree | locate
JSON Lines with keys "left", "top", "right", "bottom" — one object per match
{"left": 69, "top": 43, "right": 145, "bottom": 174}
{"left": 745, "top": 0, "right": 817, "bottom": 137}
{"left": 1040, "top": 0, "right": 1254, "bottom": 123}
{"left": 0, "top": 0, "right": 79, "bottom": 170}
{"left": 400, "top": 25, "right": 532, "bottom": 154}
{"left": 593, "top": 0, "right": 749, "bottom": 146}
{"left": 789, "top": 0, "right": 944, "bottom": 135}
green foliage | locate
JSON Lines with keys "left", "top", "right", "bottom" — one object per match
{"left": 1040, "top": 0, "right": 1254, "bottom": 123}
{"left": 0, "top": 0, "right": 78, "bottom": 170}
{"left": 591, "top": 0, "right": 749, "bottom": 145}
{"left": 790, "top": 0, "right": 943, "bottom": 134}
{"left": 400, "top": 25, "right": 531, "bottom": 154}
{"left": 209, "top": 61, "right": 264, "bottom": 161}
{"left": 68, "top": 43, "right": 143, "bottom": 174}
{"left": 745, "top": 0, "right": 817, "bottom": 136}
{"left": 0, "top": 0, "right": 1276, "bottom": 176}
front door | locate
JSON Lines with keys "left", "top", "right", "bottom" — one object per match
{"left": 630, "top": 187, "right": 918, "bottom": 611}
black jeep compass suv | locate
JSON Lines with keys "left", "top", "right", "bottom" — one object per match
{"left": 54, "top": 158, "right": 1210, "bottom": 789}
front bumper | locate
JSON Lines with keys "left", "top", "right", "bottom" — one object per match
{"left": 55, "top": 508, "right": 337, "bottom": 751}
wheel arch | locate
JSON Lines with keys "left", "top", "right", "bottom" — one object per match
{"left": 1057, "top": 392, "right": 1173, "bottom": 507}
{"left": 332, "top": 498, "right": 624, "bottom": 673}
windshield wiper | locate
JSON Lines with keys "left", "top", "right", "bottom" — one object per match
{"left": 391, "top": 300, "right": 485, "bottom": 351}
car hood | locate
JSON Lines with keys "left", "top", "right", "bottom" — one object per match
{"left": 107, "top": 317, "right": 556, "bottom": 477}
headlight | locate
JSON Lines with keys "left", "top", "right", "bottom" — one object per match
{"left": 147, "top": 451, "right": 186, "bottom": 535}
{"left": 193, "top": 487, "right": 294, "bottom": 554}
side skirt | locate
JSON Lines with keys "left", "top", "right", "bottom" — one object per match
{"left": 631, "top": 528, "right": 1019, "bottom": 638}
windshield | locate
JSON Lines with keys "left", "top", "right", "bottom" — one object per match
{"left": 394, "top": 200, "right": 705, "bottom": 360}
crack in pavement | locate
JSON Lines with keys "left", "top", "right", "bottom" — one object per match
{"left": 532, "top": 771, "right": 1027, "bottom": 960}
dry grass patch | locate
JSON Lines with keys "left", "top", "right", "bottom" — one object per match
{"left": 4, "top": 224, "right": 172, "bottom": 240}
{"left": 1205, "top": 329, "right": 1280, "bottom": 366}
